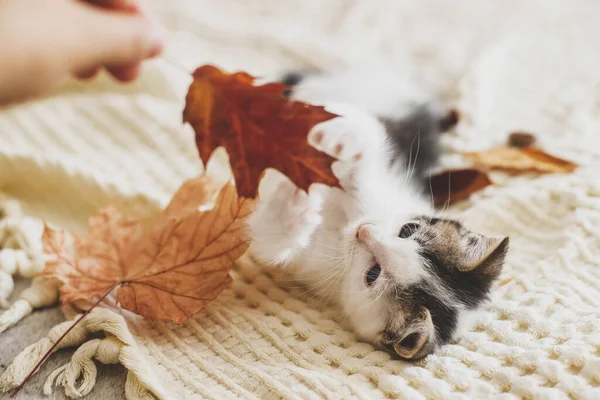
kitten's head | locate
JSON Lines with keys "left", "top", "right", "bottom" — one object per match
{"left": 340, "top": 214, "right": 508, "bottom": 361}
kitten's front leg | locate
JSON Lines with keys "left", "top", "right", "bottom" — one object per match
{"left": 247, "top": 173, "right": 326, "bottom": 267}
{"left": 308, "top": 103, "right": 385, "bottom": 160}
{"left": 307, "top": 102, "right": 389, "bottom": 192}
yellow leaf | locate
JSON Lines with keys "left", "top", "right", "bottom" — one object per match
{"left": 464, "top": 146, "right": 577, "bottom": 174}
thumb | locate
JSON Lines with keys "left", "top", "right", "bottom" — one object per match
{"left": 68, "top": 4, "right": 164, "bottom": 73}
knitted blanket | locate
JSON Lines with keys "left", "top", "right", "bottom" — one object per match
{"left": 2, "top": 0, "right": 600, "bottom": 398}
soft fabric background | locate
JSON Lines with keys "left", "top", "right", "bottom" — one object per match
{"left": 2, "top": 0, "right": 600, "bottom": 399}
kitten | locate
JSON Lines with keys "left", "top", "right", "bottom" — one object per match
{"left": 247, "top": 66, "right": 509, "bottom": 361}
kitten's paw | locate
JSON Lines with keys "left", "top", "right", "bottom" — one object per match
{"left": 308, "top": 102, "right": 386, "bottom": 162}
{"left": 331, "top": 160, "right": 359, "bottom": 191}
{"left": 308, "top": 117, "right": 364, "bottom": 162}
{"left": 250, "top": 174, "right": 330, "bottom": 249}
{"left": 251, "top": 173, "right": 327, "bottom": 265}
{"left": 308, "top": 117, "right": 363, "bottom": 193}
{"left": 269, "top": 179, "right": 325, "bottom": 248}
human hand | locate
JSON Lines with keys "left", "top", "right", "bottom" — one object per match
{"left": 0, "top": 0, "right": 165, "bottom": 107}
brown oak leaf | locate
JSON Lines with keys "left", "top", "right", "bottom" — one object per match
{"left": 183, "top": 64, "right": 339, "bottom": 197}
{"left": 40, "top": 181, "right": 254, "bottom": 324}
{"left": 427, "top": 168, "right": 493, "bottom": 206}
{"left": 464, "top": 146, "right": 577, "bottom": 174}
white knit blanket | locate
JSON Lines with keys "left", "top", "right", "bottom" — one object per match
{"left": 1, "top": 0, "right": 600, "bottom": 398}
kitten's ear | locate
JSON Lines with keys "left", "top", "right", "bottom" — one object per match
{"left": 393, "top": 307, "right": 435, "bottom": 361}
{"left": 458, "top": 235, "right": 509, "bottom": 276}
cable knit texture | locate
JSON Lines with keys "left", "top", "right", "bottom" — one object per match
{"left": 1, "top": 0, "right": 600, "bottom": 398}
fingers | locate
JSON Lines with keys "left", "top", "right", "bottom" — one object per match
{"left": 106, "top": 64, "right": 141, "bottom": 82}
{"left": 75, "top": 67, "right": 101, "bottom": 80}
{"left": 82, "top": 0, "right": 146, "bottom": 81}
{"left": 84, "top": 0, "right": 141, "bottom": 13}
{"left": 69, "top": 2, "right": 164, "bottom": 77}
{"left": 0, "top": 0, "right": 165, "bottom": 106}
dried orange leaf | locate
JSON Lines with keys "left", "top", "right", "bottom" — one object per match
{"left": 183, "top": 64, "right": 339, "bottom": 198}
{"left": 164, "top": 148, "right": 233, "bottom": 218}
{"left": 40, "top": 179, "right": 255, "bottom": 324}
{"left": 163, "top": 175, "right": 224, "bottom": 218}
{"left": 74, "top": 207, "right": 142, "bottom": 277}
{"left": 427, "top": 168, "right": 493, "bottom": 206}
{"left": 41, "top": 225, "right": 71, "bottom": 269}
{"left": 39, "top": 209, "right": 142, "bottom": 304}
{"left": 117, "top": 183, "right": 253, "bottom": 323}
{"left": 464, "top": 146, "right": 577, "bottom": 174}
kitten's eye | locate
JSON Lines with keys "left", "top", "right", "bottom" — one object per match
{"left": 366, "top": 264, "right": 381, "bottom": 286}
{"left": 399, "top": 223, "right": 420, "bottom": 239}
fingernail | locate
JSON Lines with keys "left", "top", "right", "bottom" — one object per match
{"left": 147, "top": 24, "right": 166, "bottom": 58}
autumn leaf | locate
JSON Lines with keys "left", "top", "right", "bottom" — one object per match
{"left": 164, "top": 175, "right": 224, "bottom": 218}
{"left": 183, "top": 64, "right": 339, "bottom": 197}
{"left": 41, "top": 209, "right": 142, "bottom": 304}
{"left": 464, "top": 146, "right": 577, "bottom": 174}
{"left": 116, "top": 183, "right": 251, "bottom": 323}
{"left": 40, "top": 181, "right": 254, "bottom": 324}
{"left": 507, "top": 131, "right": 536, "bottom": 148}
{"left": 163, "top": 147, "right": 232, "bottom": 218}
{"left": 427, "top": 168, "right": 493, "bottom": 206}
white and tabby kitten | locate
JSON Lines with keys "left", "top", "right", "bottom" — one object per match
{"left": 247, "top": 66, "right": 509, "bottom": 361}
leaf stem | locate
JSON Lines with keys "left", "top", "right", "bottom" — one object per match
{"left": 10, "top": 283, "right": 120, "bottom": 398}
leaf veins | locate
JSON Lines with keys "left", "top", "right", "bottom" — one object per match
{"left": 40, "top": 177, "right": 255, "bottom": 324}
{"left": 183, "top": 64, "right": 339, "bottom": 197}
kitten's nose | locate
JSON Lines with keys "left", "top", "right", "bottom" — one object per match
{"left": 357, "top": 224, "right": 373, "bottom": 242}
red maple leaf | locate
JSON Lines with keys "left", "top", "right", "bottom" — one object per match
{"left": 183, "top": 64, "right": 338, "bottom": 197}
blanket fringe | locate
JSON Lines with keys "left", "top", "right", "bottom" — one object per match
{"left": 0, "top": 195, "right": 46, "bottom": 311}
{"left": 125, "top": 371, "right": 159, "bottom": 400}
{"left": 0, "top": 277, "right": 60, "bottom": 334}
{"left": 0, "top": 307, "right": 167, "bottom": 399}
{"left": 44, "top": 336, "right": 122, "bottom": 398}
